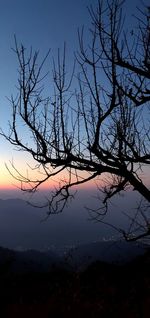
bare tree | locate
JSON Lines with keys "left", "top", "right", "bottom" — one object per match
{"left": 3, "top": 0, "right": 150, "bottom": 240}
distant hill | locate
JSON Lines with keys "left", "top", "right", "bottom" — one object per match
{"left": 64, "top": 240, "right": 148, "bottom": 270}
{"left": 0, "top": 246, "right": 63, "bottom": 275}
{"left": 0, "top": 197, "right": 148, "bottom": 274}
{"left": 0, "top": 197, "right": 116, "bottom": 250}
{"left": 0, "top": 239, "right": 148, "bottom": 275}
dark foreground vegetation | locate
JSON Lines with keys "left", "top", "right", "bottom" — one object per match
{"left": 0, "top": 248, "right": 150, "bottom": 318}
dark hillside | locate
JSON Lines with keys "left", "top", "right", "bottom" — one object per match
{"left": 0, "top": 247, "right": 150, "bottom": 318}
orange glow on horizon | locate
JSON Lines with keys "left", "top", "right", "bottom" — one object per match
{"left": 0, "top": 155, "right": 111, "bottom": 192}
{"left": 0, "top": 180, "right": 100, "bottom": 194}
{"left": 0, "top": 173, "right": 103, "bottom": 192}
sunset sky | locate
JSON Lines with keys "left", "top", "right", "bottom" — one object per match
{"left": 0, "top": 0, "right": 149, "bottom": 192}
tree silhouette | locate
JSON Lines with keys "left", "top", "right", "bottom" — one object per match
{"left": 4, "top": 0, "right": 150, "bottom": 240}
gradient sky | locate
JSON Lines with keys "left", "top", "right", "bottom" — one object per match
{"left": 0, "top": 0, "right": 149, "bottom": 192}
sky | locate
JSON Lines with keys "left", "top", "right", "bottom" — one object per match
{"left": 0, "top": 0, "right": 97, "bottom": 191}
{"left": 0, "top": 0, "right": 149, "bottom": 251}
{"left": 0, "top": 0, "right": 149, "bottom": 193}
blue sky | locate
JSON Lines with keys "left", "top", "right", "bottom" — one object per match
{"left": 0, "top": 0, "right": 149, "bottom": 190}
{"left": 0, "top": 0, "right": 97, "bottom": 188}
